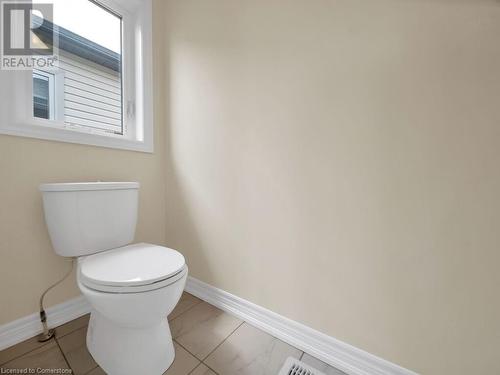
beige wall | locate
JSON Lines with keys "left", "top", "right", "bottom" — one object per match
{"left": 160, "top": 1, "right": 500, "bottom": 374}
{"left": 0, "top": 2, "right": 167, "bottom": 325}
{"left": 1, "top": 0, "right": 500, "bottom": 374}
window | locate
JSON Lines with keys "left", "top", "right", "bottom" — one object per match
{"left": 32, "top": 0, "right": 124, "bottom": 135}
{"left": 33, "top": 70, "right": 54, "bottom": 120}
{"left": 0, "top": 0, "right": 153, "bottom": 152}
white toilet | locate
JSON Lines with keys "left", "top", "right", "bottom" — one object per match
{"left": 39, "top": 182, "right": 187, "bottom": 375}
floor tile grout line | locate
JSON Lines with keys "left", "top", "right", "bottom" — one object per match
{"left": 173, "top": 320, "right": 244, "bottom": 365}
{"left": 171, "top": 298, "right": 306, "bottom": 373}
{"left": 56, "top": 325, "right": 99, "bottom": 374}
{"left": 54, "top": 317, "right": 90, "bottom": 340}
{"left": 186, "top": 362, "right": 205, "bottom": 375}
{"left": 173, "top": 340, "right": 221, "bottom": 374}
{"left": 169, "top": 294, "right": 204, "bottom": 319}
{"left": 54, "top": 336, "right": 73, "bottom": 372}
{"left": 200, "top": 321, "right": 245, "bottom": 362}
{"left": 0, "top": 318, "right": 90, "bottom": 367}
{"left": 199, "top": 360, "right": 221, "bottom": 375}
{"left": 57, "top": 325, "right": 89, "bottom": 343}
{"left": 0, "top": 339, "right": 54, "bottom": 367}
{"left": 168, "top": 298, "right": 204, "bottom": 323}
{"left": 172, "top": 339, "right": 199, "bottom": 362}
{"left": 3, "top": 300, "right": 339, "bottom": 375}
{"left": 198, "top": 307, "right": 306, "bottom": 365}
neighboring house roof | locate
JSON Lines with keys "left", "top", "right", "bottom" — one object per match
{"left": 33, "top": 16, "right": 120, "bottom": 72}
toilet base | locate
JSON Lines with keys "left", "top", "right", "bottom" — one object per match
{"left": 86, "top": 310, "right": 175, "bottom": 375}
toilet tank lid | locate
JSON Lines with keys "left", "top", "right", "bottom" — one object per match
{"left": 39, "top": 182, "right": 140, "bottom": 192}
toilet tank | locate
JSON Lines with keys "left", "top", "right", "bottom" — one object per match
{"left": 39, "top": 182, "right": 139, "bottom": 257}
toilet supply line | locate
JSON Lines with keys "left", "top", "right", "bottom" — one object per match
{"left": 37, "top": 258, "right": 75, "bottom": 342}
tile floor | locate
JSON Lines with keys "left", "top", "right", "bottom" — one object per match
{"left": 0, "top": 292, "right": 346, "bottom": 375}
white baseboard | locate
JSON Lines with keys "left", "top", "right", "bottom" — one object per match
{"left": 0, "top": 278, "right": 417, "bottom": 375}
{"left": 185, "top": 277, "right": 417, "bottom": 375}
{"left": 0, "top": 295, "right": 91, "bottom": 351}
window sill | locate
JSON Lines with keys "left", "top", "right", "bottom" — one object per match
{"left": 0, "top": 121, "right": 153, "bottom": 153}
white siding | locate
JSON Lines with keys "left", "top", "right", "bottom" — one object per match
{"left": 59, "top": 51, "right": 122, "bottom": 134}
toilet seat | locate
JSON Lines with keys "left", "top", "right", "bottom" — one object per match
{"left": 78, "top": 243, "right": 187, "bottom": 293}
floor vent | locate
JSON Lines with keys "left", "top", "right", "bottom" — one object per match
{"left": 278, "top": 357, "right": 326, "bottom": 375}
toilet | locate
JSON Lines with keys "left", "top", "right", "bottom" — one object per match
{"left": 39, "top": 182, "right": 187, "bottom": 375}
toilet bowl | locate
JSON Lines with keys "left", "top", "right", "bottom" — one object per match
{"left": 78, "top": 243, "right": 187, "bottom": 375}
{"left": 39, "top": 182, "right": 186, "bottom": 375}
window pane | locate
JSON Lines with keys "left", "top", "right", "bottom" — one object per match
{"left": 32, "top": 0, "right": 123, "bottom": 135}
{"left": 33, "top": 73, "right": 50, "bottom": 119}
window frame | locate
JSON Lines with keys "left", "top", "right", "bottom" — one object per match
{"left": 32, "top": 68, "right": 65, "bottom": 121}
{"left": 33, "top": 69, "right": 55, "bottom": 120}
{"left": 0, "top": 0, "right": 153, "bottom": 153}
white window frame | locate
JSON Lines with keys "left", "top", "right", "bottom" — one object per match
{"left": 32, "top": 69, "right": 64, "bottom": 121}
{"left": 33, "top": 69, "right": 56, "bottom": 120}
{"left": 0, "top": 0, "right": 153, "bottom": 153}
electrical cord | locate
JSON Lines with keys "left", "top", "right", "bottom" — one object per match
{"left": 37, "top": 258, "right": 75, "bottom": 342}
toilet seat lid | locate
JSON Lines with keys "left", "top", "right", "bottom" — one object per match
{"left": 79, "top": 243, "right": 185, "bottom": 287}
